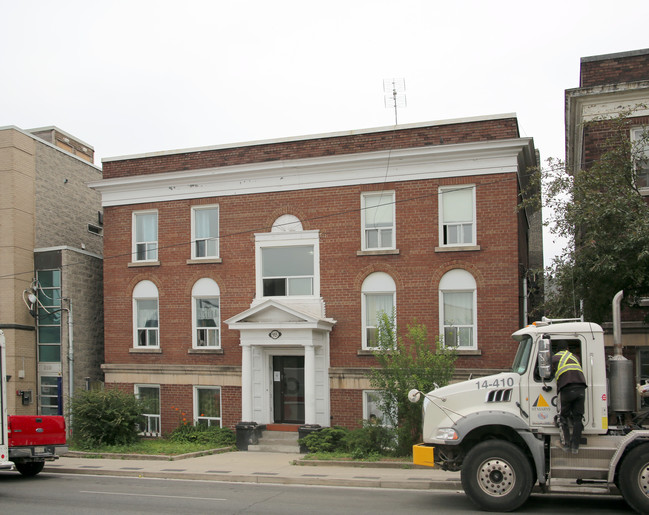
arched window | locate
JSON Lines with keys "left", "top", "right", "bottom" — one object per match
{"left": 439, "top": 269, "right": 477, "bottom": 349}
{"left": 192, "top": 278, "right": 221, "bottom": 348}
{"left": 361, "top": 272, "right": 396, "bottom": 349}
{"left": 133, "top": 280, "right": 159, "bottom": 347}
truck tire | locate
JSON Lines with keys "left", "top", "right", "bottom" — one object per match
{"left": 461, "top": 440, "right": 533, "bottom": 512}
{"left": 619, "top": 444, "right": 649, "bottom": 514}
{"left": 15, "top": 460, "right": 45, "bottom": 477}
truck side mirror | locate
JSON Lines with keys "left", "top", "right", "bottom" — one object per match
{"left": 537, "top": 338, "right": 552, "bottom": 380}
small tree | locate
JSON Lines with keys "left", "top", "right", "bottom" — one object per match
{"left": 70, "top": 388, "right": 145, "bottom": 448}
{"left": 367, "top": 312, "right": 456, "bottom": 456}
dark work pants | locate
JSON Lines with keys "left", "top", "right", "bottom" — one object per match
{"left": 558, "top": 384, "right": 586, "bottom": 450}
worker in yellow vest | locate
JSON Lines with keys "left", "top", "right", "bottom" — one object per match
{"left": 552, "top": 342, "right": 587, "bottom": 454}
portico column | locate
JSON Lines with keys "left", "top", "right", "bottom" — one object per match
{"left": 241, "top": 344, "right": 253, "bottom": 421}
{"left": 304, "top": 343, "right": 316, "bottom": 424}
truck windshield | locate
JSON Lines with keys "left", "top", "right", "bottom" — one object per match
{"left": 511, "top": 335, "right": 533, "bottom": 374}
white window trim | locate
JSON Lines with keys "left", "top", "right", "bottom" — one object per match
{"left": 438, "top": 185, "right": 476, "bottom": 247}
{"left": 255, "top": 230, "right": 320, "bottom": 299}
{"left": 191, "top": 278, "right": 221, "bottom": 349}
{"left": 361, "top": 191, "right": 396, "bottom": 251}
{"left": 631, "top": 126, "right": 649, "bottom": 195}
{"left": 438, "top": 269, "right": 478, "bottom": 350}
{"left": 135, "top": 384, "right": 161, "bottom": 436}
{"left": 193, "top": 386, "right": 222, "bottom": 427}
{"left": 363, "top": 390, "right": 394, "bottom": 427}
{"left": 361, "top": 272, "right": 396, "bottom": 350}
{"left": 133, "top": 280, "right": 160, "bottom": 348}
{"left": 191, "top": 205, "right": 220, "bottom": 259}
{"left": 132, "top": 210, "right": 159, "bottom": 262}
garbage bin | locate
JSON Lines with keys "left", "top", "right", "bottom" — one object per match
{"left": 298, "top": 424, "right": 322, "bottom": 453}
{"left": 236, "top": 421, "right": 260, "bottom": 450}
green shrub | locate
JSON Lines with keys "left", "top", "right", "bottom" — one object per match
{"left": 168, "top": 424, "right": 235, "bottom": 447}
{"left": 70, "top": 389, "right": 144, "bottom": 448}
{"left": 343, "top": 421, "right": 396, "bottom": 458}
{"left": 299, "top": 426, "right": 348, "bottom": 453}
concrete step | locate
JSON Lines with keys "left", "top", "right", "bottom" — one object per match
{"left": 248, "top": 429, "right": 300, "bottom": 453}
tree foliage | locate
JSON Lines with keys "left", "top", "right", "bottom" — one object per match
{"left": 521, "top": 110, "right": 649, "bottom": 323}
{"left": 367, "top": 312, "right": 456, "bottom": 455}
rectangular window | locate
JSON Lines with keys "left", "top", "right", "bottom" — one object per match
{"left": 194, "top": 387, "right": 222, "bottom": 427}
{"left": 40, "top": 376, "right": 61, "bottom": 416}
{"left": 136, "top": 299, "right": 159, "bottom": 347}
{"left": 439, "top": 186, "right": 475, "bottom": 246}
{"left": 195, "top": 297, "right": 220, "bottom": 347}
{"left": 442, "top": 291, "right": 474, "bottom": 347}
{"left": 362, "top": 192, "right": 395, "bottom": 250}
{"left": 364, "top": 294, "right": 394, "bottom": 348}
{"left": 262, "top": 246, "right": 314, "bottom": 296}
{"left": 363, "top": 390, "right": 394, "bottom": 426}
{"left": 135, "top": 385, "right": 160, "bottom": 436}
{"left": 133, "top": 211, "right": 158, "bottom": 261}
{"left": 37, "top": 270, "right": 62, "bottom": 363}
{"left": 192, "top": 206, "right": 219, "bottom": 259}
{"left": 631, "top": 127, "right": 649, "bottom": 191}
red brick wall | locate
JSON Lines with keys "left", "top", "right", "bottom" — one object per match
{"left": 580, "top": 51, "right": 649, "bottom": 88}
{"left": 330, "top": 389, "right": 364, "bottom": 428}
{"left": 582, "top": 115, "right": 649, "bottom": 168}
{"left": 102, "top": 118, "right": 520, "bottom": 180}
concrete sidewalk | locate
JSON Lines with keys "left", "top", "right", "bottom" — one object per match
{"left": 45, "top": 451, "right": 462, "bottom": 491}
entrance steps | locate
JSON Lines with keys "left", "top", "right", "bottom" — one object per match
{"left": 247, "top": 425, "right": 301, "bottom": 453}
{"left": 549, "top": 435, "right": 620, "bottom": 482}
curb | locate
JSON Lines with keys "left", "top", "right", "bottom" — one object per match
{"left": 62, "top": 447, "right": 233, "bottom": 461}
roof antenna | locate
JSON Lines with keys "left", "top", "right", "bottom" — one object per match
{"left": 383, "top": 78, "right": 406, "bottom": 125}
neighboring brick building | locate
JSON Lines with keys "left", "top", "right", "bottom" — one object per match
{"left": 0, "top": 126, "right": 104, "bottom": 417}
{"left": 91, "top": 115, "right": 540, "bottom": 433}
{"left": 565, "top": 48, "right": 649, "bottom": 398}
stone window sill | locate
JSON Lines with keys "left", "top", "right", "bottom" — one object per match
{"left": 129, "top": 347, "right": 162, "bottom": 354}
{"left": 357, "top": 249, "right": 400, "bottom": 256}
{"left": 128, "top": 261, "right": 161, "bottom": 268}
{"left": 434, "top": 245, "right": 481, "bottom": 253}
{"left": 188, "top": 348, "right": 224, "bottom": 354}
{"left": 186, "top": 258, "right": 222, "bottom": 265}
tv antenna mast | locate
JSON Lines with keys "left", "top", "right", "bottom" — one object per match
{"left": 383, "top": 78, "right": 406, "bottom": 125}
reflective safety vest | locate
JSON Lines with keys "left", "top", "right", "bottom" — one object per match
{"left": 555, "top": 350, "right": 583, "bottom": 380}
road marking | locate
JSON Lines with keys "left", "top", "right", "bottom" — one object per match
{"left": 80, "top": 490, "right": 226, "bottom": 501}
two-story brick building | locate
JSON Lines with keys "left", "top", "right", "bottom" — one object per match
{"left": 91, "top": 114, "right": 540, "bottom": 433}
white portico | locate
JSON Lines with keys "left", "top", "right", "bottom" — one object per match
{"left": 226, "top": 300, "right": 334, "bottom": 426}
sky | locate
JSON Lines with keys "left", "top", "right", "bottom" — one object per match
{"left": 2, "top": 0, "right": 649, "bottom": 264}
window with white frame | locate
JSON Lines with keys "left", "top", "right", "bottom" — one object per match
{"left": 439, "top": 269, "right": 477, "bottom": 349}
{"left": 133, "top": 280, "right": 159, "bottom": 347}
{"left": 362, "top": 272, "right": 396, "bottom": 349}
{"left": 192, "top": 205, "right": 219, "bottom": 259}
{"left": 192, "top": 278, "right": 220, "bottom": 348}
{"left": 631, "top": 127, "right": 649, "bottom": 190}
{"left": 135, "top": 384, "right": 160, "bottom": 435}
{"left": 361, "top": 191, "right": 395, "bottom": 250}
{"left": 133, "top": 211, "right": 158, "bottom": 261}
{"left": 439, "top": 185, "right": 476, "bottom": 246}
{"left": 363, "top": 390, "right": 394, "bottom": 426}
{"left": 194, "top": 386, "right": 222, "bottom": 427}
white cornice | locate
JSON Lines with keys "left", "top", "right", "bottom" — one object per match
{"left": 90, "top": 138, "right": 535, "bottom": 207}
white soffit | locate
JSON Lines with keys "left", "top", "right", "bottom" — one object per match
{"left": 90, "top": 138, "right": 534, "bottom": 207}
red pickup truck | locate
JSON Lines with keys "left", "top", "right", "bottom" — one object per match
{"left": 8, "top": 415, "right": 68, "bottom": 476}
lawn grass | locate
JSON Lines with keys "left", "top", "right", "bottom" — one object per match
{"left": 68, "top": 438, "right": 234, "bottom": 456}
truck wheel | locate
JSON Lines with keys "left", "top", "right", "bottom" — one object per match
{"left": 15, "top": 461, "right": 45, "bottom": 477}
{"left": 461, "top": 440, "right": 533, "bottom": 512}
{"left": 619, "top": 444, "right": 649, "bottom": 514}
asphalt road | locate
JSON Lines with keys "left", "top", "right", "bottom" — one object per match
{"left": 0, "top": 471, "right": 633, "bottom": 514}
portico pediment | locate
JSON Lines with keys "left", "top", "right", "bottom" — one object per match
{"left": 225, "top": 299, "right": 335, "bottom": 332}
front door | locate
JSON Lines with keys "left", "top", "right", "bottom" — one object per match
{"left": 272, "top": 356, "right": 305, "bottom": 424}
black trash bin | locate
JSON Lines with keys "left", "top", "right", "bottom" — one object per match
{"left": 298, "top": 424, "right": 322, "bottom": 453}
{"left": 235, "top": 422, "right": 260, "bottom": 451}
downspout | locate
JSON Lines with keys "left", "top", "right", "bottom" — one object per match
{"left": 66, "top": 300, "right": 73, "bottom": 426}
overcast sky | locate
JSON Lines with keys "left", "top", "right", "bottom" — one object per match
{"left": 2, "top": 0, "right": 649, "bottom": 263}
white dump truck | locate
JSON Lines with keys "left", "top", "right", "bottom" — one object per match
{"left": 410, "top": 291, "right": 649, "bottom": 513}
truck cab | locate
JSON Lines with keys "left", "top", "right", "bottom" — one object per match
{"left": 412, "top": 317, "right": 649, "bottom": 513}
